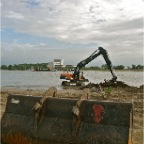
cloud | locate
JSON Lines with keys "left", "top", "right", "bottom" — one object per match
{"left": 1, "top": 0, "right": 143, "bottom": 65}
{"left": 5, "top": 11, "right": 24, "bottom": 19}
{"left": 2, "top": 0, "right": 143, "bottom": 38}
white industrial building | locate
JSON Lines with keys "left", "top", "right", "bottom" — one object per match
{"left": 54, "top": 59, "right": 64, "bottom": 66}
{"left": 48, "top": 59, "right": 64, "bottom": 70}
{"left": 47, "top": 59, "right": 76, "bottom": 70}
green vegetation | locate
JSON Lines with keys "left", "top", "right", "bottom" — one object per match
{"left": 81, "top": 64, "right": 144, "bottom": 71}
{"left": 104, "top": 86, "right": 112, "bottom": 95}
{"left": 0, "top": 63, "right": 49, "bottom": 71}
{"left": 0, "top": 63, "right": 143, "bottom": 71}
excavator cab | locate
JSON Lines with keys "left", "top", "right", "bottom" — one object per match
{"left": 60, "top": 71, "right": 74, "bottom": 80}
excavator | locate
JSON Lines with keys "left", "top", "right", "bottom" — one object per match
{"left": 60, "top": 47, "right": 117, "bottom": 86}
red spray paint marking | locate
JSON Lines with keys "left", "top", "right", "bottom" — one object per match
{"left": 93, "top": 104, "right": 105, "bottom": 123}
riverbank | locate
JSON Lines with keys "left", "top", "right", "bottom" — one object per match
{"left": 0, "top": 83, "right": 143, "bottom": 144}
{"left": 1, "top": 69, "right": 144, "bottom": 71}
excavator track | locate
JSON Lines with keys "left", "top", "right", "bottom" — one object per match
{"left": 62, "top": 80, "right": 88, "bottom": 87}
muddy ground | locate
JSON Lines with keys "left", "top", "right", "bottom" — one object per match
{"left": 0, "top": 81, "right": 143, "bottom": 144}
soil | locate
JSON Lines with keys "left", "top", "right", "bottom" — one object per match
{"left": 0, "top": 81, "right": 143, "bottom": 144}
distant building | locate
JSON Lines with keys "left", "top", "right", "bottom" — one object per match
{"left": 47, "top": 59, "right": 76, "bottom": 70}
{"left": 64, "top": 65, "right": 76, "bottom": 71}
{"left": 53, "top": 59, "right": 64, "bottom": 69}
{"left": 65, "top": 65, "right": 76, "bottom": 68}
{"left": 48, "top": 59, "right": 64, "bottom": 70}
{"left": 54, "top": 59, "right": 64, "bottom": 66}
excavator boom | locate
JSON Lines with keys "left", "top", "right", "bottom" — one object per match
{"left": 73, "top": 47, "right": 117, "bottom": 80}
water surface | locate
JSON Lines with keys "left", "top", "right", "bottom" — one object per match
{"left": 1, "top": 70, "right": 143, "bottom": 90}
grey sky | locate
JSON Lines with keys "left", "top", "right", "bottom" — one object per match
{"left": 1, "top": 0, "right": 144, "bottom": 66}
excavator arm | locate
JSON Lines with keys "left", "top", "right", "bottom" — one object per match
{"left": 73, "top": 47, "right": 117, "bottom": 82}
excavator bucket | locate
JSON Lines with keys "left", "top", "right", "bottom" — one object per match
{"left": 1, "top": 88, "right": 133, "bottom": 144}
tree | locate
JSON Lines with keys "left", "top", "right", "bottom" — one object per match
{"left": 114, "top": 65, "right": 125, "bottom": 70}
{"left": 136, "top": 65, "right": 143, "bottom": 69}
{"left": 101, "top": 64, "right": 108, "bottom": 69}
{"left": 132, "top": 64, "right": 136, "bottom": 69}
{"left": 8, "top": 65, "right": 13, "bottom": 70}
{"left": 1, "top": 65, "right": 7, "bottom": 70}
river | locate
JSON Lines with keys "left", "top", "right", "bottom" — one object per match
{"left": 1, "top": 70, "right": 143, "bottom": 90}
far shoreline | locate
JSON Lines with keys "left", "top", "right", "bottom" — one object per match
{"left": 1, "top": 69, "right": 143, "bottom": 72}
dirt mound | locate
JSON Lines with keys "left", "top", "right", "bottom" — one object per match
{"left": 80, "top": 80, "right": 143, "bottom": 90}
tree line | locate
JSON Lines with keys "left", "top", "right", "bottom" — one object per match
{"left": 0, "top": 63, "right": 143, "bottom": 71}
{"left": 85, "top": 64, "right": 144, "bottom": 70}
{"left": 0, "top": 63, "right": 48, "bottom": 71}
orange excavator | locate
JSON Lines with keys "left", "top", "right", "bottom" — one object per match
{"left": 60, "top": 47, "right": 117, "bottom": 86}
